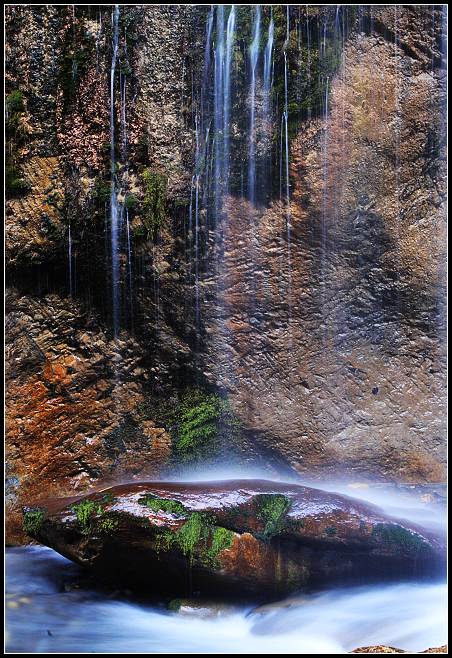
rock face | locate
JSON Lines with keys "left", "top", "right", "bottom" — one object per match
{"left": 5, "top": 6, "right": 447, "bottom": 542}
{"left": 23, "top": 480, "right": 445, "bottom": 596}
{"left": 201, "top": 9, "right": 447, "bottom": 482}
{"left": 5, "top": 289, "right": 172, "bottom": 544}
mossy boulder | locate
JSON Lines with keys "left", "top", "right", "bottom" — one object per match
{"left": 22, "top": 480, "right": 445, "bottom": 598}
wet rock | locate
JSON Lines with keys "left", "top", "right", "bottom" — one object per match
{"left": 5, "top": 290, "right": 171, "bottom": 544}
{"left": 420, "top": 647, "right": 447, "bottom": 654}
{"left": 23, "top": 480, "right": 445, "bottom": 597}
{"left": 351, "top": 648, "right": 406, "bottom": 654}
{"left": 351, "top": 648, "right": 447, "bottom": 654}
{"left": 167, "top": 598, "right": 235, "bottom": 618}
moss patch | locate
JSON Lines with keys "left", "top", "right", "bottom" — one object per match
{"left": 96, "top": 515, "right": 120, "bottom": 535}
{"left": 372, "top": 523, "right": 429, "bottom": 551}
{"left": 254, "top": 494, "right": 291, "bottom": 538}
{"left": 152, "top": 511, "right": 235, "bottom": 568}
{"left": 23, "top": 509, "right": 45, "bottom": 536}
{"left": 174, "top": 512, "right": 207, "bottom": 558}
{"left": 71, "top": 499, "right": 103, "bottom": 532}
{"left": 204, "top": 526, "right": 235, "bottom": 567}
{"left": 137, "top": 388, "right": 243, "bottom": 465}
{"left": 124, "top": 193, "right": 138, "bottom": 210}
{"left": 139, "top": 495, "right": 188, "bottom": 516}
{"left": 167, "top": 598, "right": 183, "bottom": 612}
{"left": 141, "top": 169, "right": 167, "bottom": 239}
{"left": 175, "top": 390, "right": 242, "bottom": 463}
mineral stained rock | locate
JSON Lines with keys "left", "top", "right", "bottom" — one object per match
{"left": 6, "top": 5, "right": 447, "bottom": 544}
{"left": 23, "top": 480, "right": 445, "bottom": 596}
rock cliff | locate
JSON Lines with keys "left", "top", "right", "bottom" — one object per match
{"left": 5, "top": 6, "right": 447, "bottom": 543}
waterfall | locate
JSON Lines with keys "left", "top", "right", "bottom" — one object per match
{"left": 194, "top": 173, "right": 200, "bottom": 346}
{"left": 110, "top": 4, "right": 120, "bottom": 337}
{"left": 322, "top": 76, "right": 329, "bottom": 256}
{"left": 214, "top": 5, "right": 225, "bottom": 224}
{"left": 120, "top": 72, "right": 127, "bottom": 160}
{"left": 306, "top": 7, "right": 312, "bottom": 120}
{"left": 263, "top": 15, "right": 274, "bottom": 115}
{"left": 394, "top": 5, "right": 401, "bottom": 314}
{"left": 263, "top": 13, "right": 274, "bottom": 190}
{"left": 203, "top": 6, "right": 214, "bottom": 92}
{"left": 283, "top": 8, "right": 292, "bottom": 326}
{"left": 248, "top": 6, "right": 261, "bottom": 205}
{"left": 188, "top": 173, "right": 195, "bottom": 273}
{"left": 223, "top": 5, "right": 235, "bottom": 197}
{"left": 192, "top": 111, "right": 201, "bottom": 340}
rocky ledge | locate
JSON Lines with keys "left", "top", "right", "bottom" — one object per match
{"left": 23, "top": 480, "right": 445, "bottom": 597}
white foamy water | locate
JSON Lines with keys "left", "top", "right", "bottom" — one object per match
{"left": 6, "top": 546, "right": 446, "bottom": 654}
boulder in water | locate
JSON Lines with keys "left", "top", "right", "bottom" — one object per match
{"left": 23, "top": 479, "right": 445, "bottom": 596}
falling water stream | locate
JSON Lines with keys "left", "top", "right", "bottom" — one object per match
{"left": 248, "top": 6, "right": 261, "bottom": 206}
{"left": 110, "top": 4, "right": 121, "bottom": 338}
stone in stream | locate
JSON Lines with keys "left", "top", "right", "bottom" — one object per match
{"left": 22, "top": 480, "right": 445, "bottom": 597}
{"left": 350, "top": 647, "right": 407, "bottom": 654}
{"left": 350, "top": 648, "right": 447, "bottom": 654}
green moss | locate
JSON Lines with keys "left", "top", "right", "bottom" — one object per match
{"left": 167, "top": 598, "right": 183, "bottom": 612}
{"left": 141, "top": 169, "right": 167, "bottom": 239}
{"left": 5, "top": 90, "right": 31, "bottom": 197}
{"left": 151, "top": 510, "right": 234, "bottom": 569}
{"left": 325, "top": 526, "right": 337, "bottom": 537}
{"left": 136, "top": 388, "right": 242, "bottom": 464}
{"left": 123, "top": 193, "right": 138, "bottom": 210}
{"left": 176, "top": 393, "right": 221, "bottom": 457}
{"left": 96, "top": 515, "right": 120, "bottom": 535}
{"left": 23, "top": 509, "right": 45, "bottom": 536}
{"left": 6, "top": 164, "right": 30, "bottom": 194}
{"left": 6, "top": 90, "right": 25, "bottom": 114}
{"left": 92, "top": 178, "right": 111, "bottom": 204}
{"left": 254, "top": 494, "right": 291, "bottom": 538}
{"left": 139, "top": 495, "right": 188, "bottom": 516}
{"left": 372, "top": 523, "right": 429, "bottom": 550}
{"left": 71, "top": 499, "right": 103, "bottom": 532}
{"left": 204, "top": 526, "right": 235, "bottom": 567}
{"left": 175, "top": 512, "right": 208, "bottom": 558}
{"left": 175, "top": 390, "right": 242, "bottom": 463}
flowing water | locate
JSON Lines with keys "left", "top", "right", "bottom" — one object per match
{"left": 6, "top": 544, "right": 446, "bottom": 653}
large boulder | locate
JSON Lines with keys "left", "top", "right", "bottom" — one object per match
{"left": 23, "top": 479, "right": 445, "bottom": 596}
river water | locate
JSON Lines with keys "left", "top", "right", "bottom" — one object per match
{"left": 6, "top": 544, "right": 446, "bottom": 653}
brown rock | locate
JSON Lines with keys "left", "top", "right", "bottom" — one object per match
{"left": 22, "top": 479, "right": 445, "bottom": 596}
{"left": 351, "top": 648, "right": 406, "bottom": 654}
